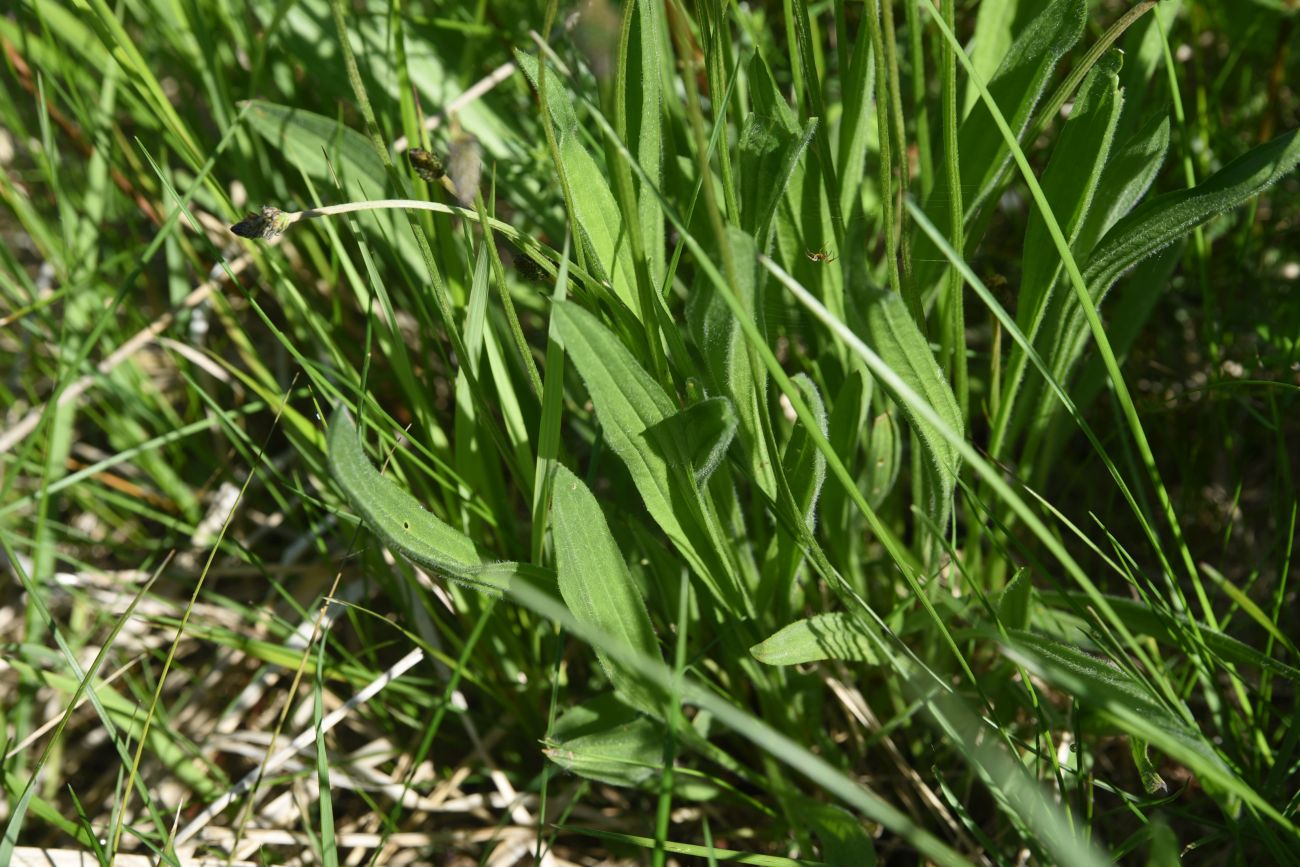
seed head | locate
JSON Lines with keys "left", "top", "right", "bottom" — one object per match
{"left": 231, "top": 206, "right": 291, "bottom": 241}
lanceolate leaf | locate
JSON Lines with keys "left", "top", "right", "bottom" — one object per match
{"left": 751, "top": 613, "right": 884, "bottom": 666}
{"left": 861, "top": 290, "right": 963, "bottom": 537}
{"left": 328, "top": 408, "right": 480, "bottom": 572}
{"left": 1050, "top": 127, "right": 1300, "bottom": 384}
{"left": 516, "top": 52, "right": 640, "bottom": 315}
{"left": 642, "top": 397, "right": 739, "bottom": 485}
{"left": 552, "top": 463, "right": 665, "bottom": 717}
{"left": 915, "top": 0, "right": 1087, "bottom": 290}
{"left": 552, "top": 301, "right": 745, "bottom": 613}
{"left": 544, "top": 693, "right": 663, "bottom": 787}
{"left": 1083, "top": 127, "right": 1300, "bottom": 295}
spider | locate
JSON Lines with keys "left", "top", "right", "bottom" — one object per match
{"left": 806, "top": 246, "right": 837, "bottom": 263}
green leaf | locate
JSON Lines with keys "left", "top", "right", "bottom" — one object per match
{"left": 860, "top": 290, "right": 963, "bottom": 535}
{"left": 1074, "top": 109, "right": 1172, "bottom": 264}
{"left": 686, "top": 227, "right": 776, "bottom": 498}
{"left": 798, "top": 800, "right": 877, "bottom": 867}
{"left": 643, "top": 396, "right": 738, "bottom": 485}
{"left": 915, "top": 0, "right": 1087, "bottom": 289}
{"left": 1085, "top": 127, "right": 1300, "bottom": 294}
{"left": 864, "top": 408, "right": 901, "bottom": 508}
{"left": 998, "top": 629, "right": 1293, "bottom": 826}
{"left": 552, "top": 463, "right": 665, "bottom": 717}
{"left": 622, "top": 0, "right": 666, "bottom": 285}
{"left": 998, "top": 569, "right": 1033, "bottom": 631}
{"left": 545, "top": 693, "right": 663, "bottom": 787}
{"left": 1035, "top": 590, "right": 1300, "bottom": 683}
{"left": 516, "top": 53, "right": 639, "bottom": 315}
{"left": 1017, "top": 52, "right": 1124, "bottom": 332}
{"left": 751, "top": 613, "right": 884, "bottom": 666}
{"left": 781, "top": 374, "right": 828, "bottom": 533}
{"left": 242, "top": 99, "right": 399, "bottom": 196}
{"left": 1051, "top": 127, "right": 1300, "bottom": 382}
{"left": 552, "top": 301, "right": 744, "bottom": 612}
{"left": 327, "top": 408, "right": 485, "bottom": 581}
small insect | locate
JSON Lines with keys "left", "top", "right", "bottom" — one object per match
{"left": 805, "top": 246, "right": 837, "bottom": 263}
{"left": 407, "top": 148, "right": 445, "bottom": 182}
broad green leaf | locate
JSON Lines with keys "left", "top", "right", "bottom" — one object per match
{"left": 782, "top": 374, "right": 828, "bottom": 532}
{"left": 798, "top": 800, "right": 877, "bottom": 867}
{"left": 998, "top": 629, "right": 1292, "bottom": 825}
{"left": 552, "top": 301, "right": 744, "bottom": 612}
{"left": 621, "top": 0, "right": 666, "bottom": 285}
{"left": 836, "top": 18, "right": 875, "bottom": 223}
{"left": 1000, "top": 630, "right": 1200, "bottom": 744}
{"left": 1018, "top": 52, "right": 1124, "bottom": 328}
{"left": 864, "top": 408, "right": 901, "bottom": 508}
{"left": 327, "top": 408, "right": 492, "bottom": 584}
{"left": 819, "top": 367, "right": 868, "bottom": 537}
{"left": 516, "top": 52, "right": 639, "bottom": 315}
{"left": 1074, "top": 110, "right": 1172, "bottom": 263}
{"left": 998, "top": 569, "right": 1033, "bottom": 631}
{"left": 861, "top": 290, "right": 963, "bottom": 536}
{"left": 998, "top": 54, "right": 1125, "bottom": 449}
{"left": 735, "top": 58, "right": 820, "bottom": 250}
{"left": 751, "top": 613, "right": 884, "bottom": 666}
{"left": 960, "top": 0, "right": 1031, "bottom": 117}
{"left": 545, "top": 693, "right": 663, "bottom": 787}
{"left": 552, "top": 464, "right": 665, "bottom": 717}
{"left": 242, "top": 99, "right": 400, "bottom": 197}
{"left": 241, "top": 100, "right": 427, "bottom": 282}
{"left": 642, "top": 396, "right": 738, "bottom": 485}
{"left": 686, "top": 227, "right": 776, "bottom": 498}
{"left": 1052, "top": 126, "right": 1300, "bottom": 384}
{"left": 955, "top": 0, "right": 1086, "bottom": 215}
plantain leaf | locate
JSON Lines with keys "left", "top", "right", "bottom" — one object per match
{"left": 751, "top": 612, "right": 884, "bottom": 666}
{"left": 552, "top": 464, "right": 665, "bottom": 717}
{"left": 915, "top": 0, "right": 1087, "bottom": 291}
{"left": 686, "top": 227, "right": 776, "bottom": 498}
{"left": 642, "top": 396, "right": 738, "bottom": 485}
{"left": 1034, "top": 590, "right": 1300, "bottom": 683}
{"left": 861, "top": 290, "right": 963, "bottom": 537}
{"left": 328, "top": 408, "right": 480, "bottom": 572}
{"left": 516, "top": 52, "right": 639, "bottom": 315}
{"left": 552, "top": 301, "right": 744, "bottom": 612}
{"left": 1050, "top": 127, "right": 1300, "bottom": 386}
{"left": 782, "top": 374, "right": 828, "bottom": 533}
{"left": 545, "top": 693, "right": 663, "bottom": 787}
{"left": 998, "top": 569, "right": 1034, "bottom": 631}
{"left": 243, "top": 99, "right": 393, "bottom": 193}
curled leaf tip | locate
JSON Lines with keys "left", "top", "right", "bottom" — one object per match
{"left": 230, "top": 206, "right": 290, "bottom": 240}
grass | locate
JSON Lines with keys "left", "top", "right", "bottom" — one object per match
{"left": 2, "top": 0, "right": 1298, "bottom": 864}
